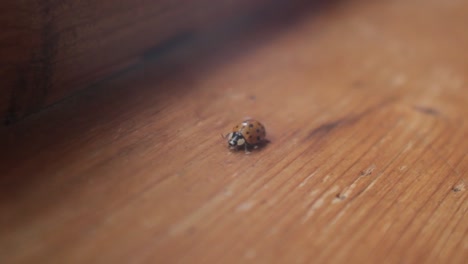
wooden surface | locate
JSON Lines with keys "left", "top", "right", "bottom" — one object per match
{"left": 1, "top": 0, "right": 467, "bottom": 263}
{"left": 0, "top": 0, "right": 276, "bottom": 124}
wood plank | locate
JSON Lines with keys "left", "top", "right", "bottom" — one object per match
{"left": 0, "top": 0, "right": 467, "bottom": 263}
{"left": 0, "top": 0, "right": 276, "bottom": 124}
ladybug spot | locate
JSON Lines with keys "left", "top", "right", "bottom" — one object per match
{"left": 249, "top": 135, "right": 252, "bottom": 139}
{"left": 257, "top": 136, "right": 260, "bottom": 140}
{"left": 246, "top": 131, "right": 250, "bottom": 134}
{"left": 249, "top": 124, "right": 254, "bottom": 128}
{"left": 256, "top": 129, "right": 260, "bottom": 133}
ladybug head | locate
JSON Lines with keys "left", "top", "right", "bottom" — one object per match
{"left": 228, "top": 132, "right": 246, "bottom": 147}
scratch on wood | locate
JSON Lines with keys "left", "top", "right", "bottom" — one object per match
{"left": 362, "top": 172, "right": 383, "bottom": 192}
{"left": 412, "top": 105, "right": 440, "bottom": 116}
{"left": 334, "top": 182, "right": 357, "bottom": 203}
{"left": 402, "top": 141, "right": 414, "bottom": 154}
{"left": 360, "top": 164, "right": 376, "bottom": 176}
{"left": 333, "top": 164, "right": 377, "bottom": 203}
{"left": 302, "top": 185, "right": 340, "bottom": 223}
{"left": 299, "top": 170, "right": 319, "bottom": 188}
{"left": 308, "top": 189, "right": 320, "bottom": 197}
{"left": 452, "top": 181, "right": 465, "bottom": 193}
{"left": 304, "top": 98, "right": 394, "bottom": 141}
{"left": 322, "top": 174, "right": 331, "bottom": 183}
{"left": 306, "top": 118, "right": 346, "bottom": 139}
{"left": 236, "top": 200, "right": 256, "bottom": 212}
{"left": 303, "top": 197, "right": 324, "bottom": 222}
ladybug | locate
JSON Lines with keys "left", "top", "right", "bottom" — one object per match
{"left": 225, "top": 119, "right": 267, "bottom": 153}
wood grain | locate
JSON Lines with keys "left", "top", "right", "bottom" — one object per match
{"left": 0, "top": 0, "right": 279, "bottom": 124}
{"left": 0, "top": 0, "right": 467, "bottom": 263}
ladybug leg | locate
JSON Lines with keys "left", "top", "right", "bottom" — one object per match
{"left": 223, "top": 132, "right": 234, "bottom": 139}
{"left": 244, "top": 144, "right": 251, "bottom": 154}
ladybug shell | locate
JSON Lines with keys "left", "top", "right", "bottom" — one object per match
{"left": 232, "top": 119, "right": 266, "bottom": 145}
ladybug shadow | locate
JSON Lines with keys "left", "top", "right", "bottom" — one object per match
{"left": 228, "top": 139, "right": 271, "bottom": 155}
